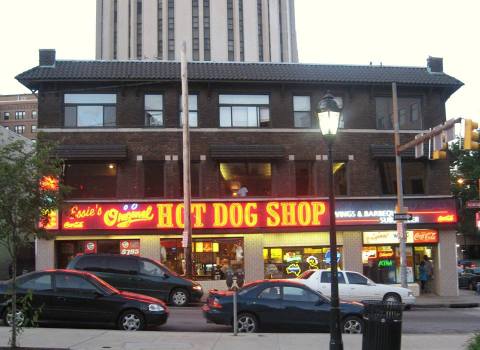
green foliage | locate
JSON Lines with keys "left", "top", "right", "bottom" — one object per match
{"left": 467, "top": 333, "right": 480, "bottom": 350}
{"left": 0, "top": 139, "right": 65, "bottom": 252}
{"left": 449, "top": 139, "right": 480, "bottom": 236}
{"left": 7, "top": 290, "right": 43, "bottom": 347}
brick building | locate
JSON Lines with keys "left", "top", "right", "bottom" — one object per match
{"left": 16, "top": 50, "right": 463, "bottom": 296}
{"left": 0, "top": 94, "right": 38, "bottom": 140}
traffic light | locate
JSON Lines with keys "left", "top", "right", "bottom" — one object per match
{"left": 463, "top": 119, "right": 479, "bottom": 150}
{"left": 432, "top": 150, "right": 447, "bottom": 160}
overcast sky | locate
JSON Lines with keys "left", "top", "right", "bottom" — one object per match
{"left": 1, "top": 0, "right": 479, "bottom": 122}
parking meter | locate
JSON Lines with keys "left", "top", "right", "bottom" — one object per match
{"left": 226, "top": 270, "right": 234, "bottom": 290}
{"left": 236, "top": 271, "right": 245, "bottom": 288}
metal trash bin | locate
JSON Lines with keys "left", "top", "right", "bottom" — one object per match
{"left": 362, "top": 300, "right": 403, "bottom": 350}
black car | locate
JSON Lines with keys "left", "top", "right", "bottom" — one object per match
{"left": 0, "top": 270, "right": 168, "bottom": 331}
{"left": 458, "top": 271, "right": 480, "bottom": 290}
{"left": 202, "top": 280, "right": 364, "bottom": 333}
{"left": 67, "top": 254, "right": 203, "bottom": 306}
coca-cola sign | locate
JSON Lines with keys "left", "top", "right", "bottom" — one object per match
{"left": 413, "top": 230, "right": 438, "bottom": 243}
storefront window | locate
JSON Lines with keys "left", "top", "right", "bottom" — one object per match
{"left": 263, "top": 246, "right": 343, "bottom": 279}
{"left": 362, "top": 230, "right": 438, "bottom": 284}
{"left": 160, "top": 238, "right": 244, "bottom": 280}
{"left": 56, "top": 239, "right": 140, "bottom": 268}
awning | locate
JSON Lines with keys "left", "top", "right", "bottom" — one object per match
{"left": 209, "top": 144, "right": 286, "bottom": 160}
{"left": 370, "top": 144, "right": 428, "bottom": 159}
{"left": 55, "top": 144, "right": 128, "bottom": 160}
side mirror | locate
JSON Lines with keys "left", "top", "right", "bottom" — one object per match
{"left": 316, "top": 298, "right": 325, "bottom": 305}
{"left": 93, "top": 290, "right": 104, "bottom": 298}
{"left": 163, "top": 273, "right": 170, "bottom": 279}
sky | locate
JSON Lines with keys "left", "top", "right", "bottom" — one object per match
{"left": 1, "top": 0, "right": 479, "bottom": 122}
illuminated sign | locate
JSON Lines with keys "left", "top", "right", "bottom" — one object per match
{"left": 477, "top": 212, "right": 480, "bottom": 231}
{"left": 335, "top": 198, "right": 456, "bottom": 225}
{"left": 306, "top": 256, "right": 319, "bottom": 269}
{"left": 323, "top": 250, "right": 341, "bottom": 265}
{"left": 61, "top": 200, "right": 328, "bottom": 231}
{"left": 363, "top": 230, "right": 439, "bottom": 245}
{"left": 84, "top": 241, "right": 97, "bottom": 254}
{"left": 39, "top": 210, "right": 59, "bottom": 230}
{"left": 48, "top": 198, "right": 456, "bottom": 231}
{"left": 40, "top": 176, "right": 59, "bottom": 191}
{"left": 378, "top": 259, "right": 394, "bottom": 267}
{"left": 286, "top": 263, "right": 302, "bottom": 277}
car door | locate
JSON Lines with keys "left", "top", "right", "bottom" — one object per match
{"left": 103, "top": 256, "right": 140, "bottom": 293}
{"left": 281, "top": 285, "right": 330, "bottom": 330}
{"left": 250, "top": 285, "right": 284, "bottom": 328}
{"left": 136, "top": 259, "right": 171, "bottom": 300}
{"left": 318, "top": 271, "right": 349, "bottom": 300}
{"left": 345, "top": 272, "right": 376, "bottom": 301}
{"left": 53, "top": 273, "right": 115, "bottom": 323}
{"left": 15, "top": 273, "right": 56, "bottom": 322}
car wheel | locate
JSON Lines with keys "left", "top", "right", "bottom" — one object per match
{"left": 118, "top": 310, "right": 145, "bottom": 331}
{"left": 237, "top": 313, "right": 258, "bottom": 333}
{"left": 170, "top": 288, "right": 189, "bottom": 307}
{"left": 383, "top": 293, "right": 402, "bottom": 303}
{"left": 4, "top": 309, "right": 25, "bottom": 327}
{"left": 342, "top": 316, "right": 363, "bottom": 334}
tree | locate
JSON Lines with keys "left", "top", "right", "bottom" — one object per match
{"left": 449, "top": 139, "right": 480, "bottom": 257}
{"left": 0, "top": 139, "right": 65, "bottom": 348}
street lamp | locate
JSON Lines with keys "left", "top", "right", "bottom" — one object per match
{"left": 317, "top": 92, "right": 343, "bottom": 350}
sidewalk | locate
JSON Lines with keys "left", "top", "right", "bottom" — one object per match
{"left": 0, "top": 328, "right": 474, "bottom": 350}
{"left": 413, "top": 290, "right": 479, "bottom": 308}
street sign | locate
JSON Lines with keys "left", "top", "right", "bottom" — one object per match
{"left": 394, "top": 213, "right": 413, "bottom": 221}
{"left": 466, "top": 200, "right": 480, "bottom": 209}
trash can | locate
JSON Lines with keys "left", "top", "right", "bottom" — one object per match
{"left": 361, "top": 300, "right": 403, "bottom": 350}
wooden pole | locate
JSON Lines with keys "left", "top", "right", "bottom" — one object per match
{"left": 392, "top": 82, "right": 408, "bottom": 289}
{"left": 181, "top": 41, "right": 193, "bottom": 279}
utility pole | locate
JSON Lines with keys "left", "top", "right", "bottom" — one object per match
{"left": 181, "top": 41, "right": 193, "bottom": 279}
{"left": 392, "top": 82, "right": 408, "bottom": 289}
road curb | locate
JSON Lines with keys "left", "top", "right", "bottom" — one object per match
{"left": 412, "top": 303, "right": 479, "bottom": 309}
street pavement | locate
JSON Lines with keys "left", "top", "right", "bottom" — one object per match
{"left": 0, "top": 328, "right": 474, "bottom": 350}
{"left": 160, "top": 305, "right": 480, "bottom": 334}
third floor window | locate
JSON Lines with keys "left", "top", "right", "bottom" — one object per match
{"left": 219, "top": 94, "right": 270, "bottom": 128}
{"left": 376, "top": 97, "right": 422, "bottom": 130}
{"left": 15, "top": 111, "right": 25, "bottom": 120}
{"left": 293, "top": 96, "right": 311, "bottom": 128}
{"left": 3, "top": 112, "right": 9, "bottom": 120}
{"left": 64, "top": 94, "right": 116, "bottom": 127}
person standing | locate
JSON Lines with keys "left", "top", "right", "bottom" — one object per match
{"left": 419, "top": 261, "right": 428, "bottom": 293}
{"left": 423, "top": 255, "right": 434, "bottom": 293}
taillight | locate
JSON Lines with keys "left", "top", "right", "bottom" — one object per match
{"left": 208, "top": 297, "right": 223, "bottom": 309}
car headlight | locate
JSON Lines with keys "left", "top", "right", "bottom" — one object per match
{"left": 193, "top": 285, "right": 202, "bottom": 291}
{"left": 408, "top": 292, "right": 414, "bottom": 297}
{"left": 148, "top": 304, "right": 165, "bottom": 312}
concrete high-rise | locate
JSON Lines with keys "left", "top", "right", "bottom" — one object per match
{"left": 96, "top": 0, "right": 298, "bottom": 62}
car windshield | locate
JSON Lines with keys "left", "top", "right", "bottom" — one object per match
{"left": 87, "top": 273, "right": 120, "bottom": 295}
{"left": 299, "top": 270, "right": 316, "bottom": 279}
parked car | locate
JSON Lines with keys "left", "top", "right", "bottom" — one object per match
{"left": 67, "top": 254, "right": 203, "bottom": 306}
{"left": 297, "top": 270, "right": 415, "bottom": 305}
{"left": 458, "top": 271, "right": 480, "bottom": 290}
{"left": 202, "top": 279, "right": 364, "bottom": 333}
{"left": 464, "top": 267, "right": 480, "bottom": 275}
{"left": 458, "top": 260, "right": 477, "bottom": 269}
{"left": 0, "top": 270, "right": 168, "bottom": 331}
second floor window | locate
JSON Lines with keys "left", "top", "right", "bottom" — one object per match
{"left": 295, "top": 161, "right": 312, "bottom": 196}
{"left": 3, "top": 112, "right": 10, "bottom": 120}
{"left": 220, "top": 162, "right": 272, "bottom": 197}
{"left": 378, "top": 160, "right": 425, "bottom": 195}
{"left": 15, "top": 111, "right": 26, "bottom": 120}
{"left": 219, "top": 94, "right": 270, "bottom": 128}
{"left": 64, "top": 162, "right": 117, "bottom": 198}
{"left": 293, "top": 96, "right": 311, "bottom": 128}
{"left": 376, "top": 97, "right": 422, "bottom": 130}
{"left": 64, "top": 94, "right": 116, "bottom": 127}
{"left": 144, "top": 161, "right": 164, "bottom": 197}
{"left": 333, "top": 162, "right": 348, "bottom": 196}
{"left": 179, "top": 94, "right": 198, "bottom": 127}
{"left": 32, "top": 110, "right": 37, "bottom": 119}
{"left": 31, "top": 125, "right": 37, "bottom": 133}
{"left": 145, "top": 94, "right": 163, "bottom": 127}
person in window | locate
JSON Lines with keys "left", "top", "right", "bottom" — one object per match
{"left": 237, "top": 185, "right": 248, "bottom": 197}
{"left": 423, "top": 255, "right": 434, "bottom": 293}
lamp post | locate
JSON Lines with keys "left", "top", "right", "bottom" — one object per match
{"left": 317, "top": 92, "right": 343, "bottom": 350}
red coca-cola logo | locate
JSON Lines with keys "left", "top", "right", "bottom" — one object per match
{"left": 413, "top": 230, "right": 438, "bottom": 243}
{"left": 84, "top": 241, "right": 97, "bottom": 254}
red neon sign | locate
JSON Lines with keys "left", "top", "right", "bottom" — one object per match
{"left": 40, "top": 176, "right": 59, "bottom": 191}
{"left": 413, "top": 229, "right": 438, "bottom": 243}
{"left": 61, "top": 200, "right": 329, "bottom": 231}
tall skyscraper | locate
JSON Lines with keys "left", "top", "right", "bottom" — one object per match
{"left": 96, "top": 0, "right": 298, "bottom": 62}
